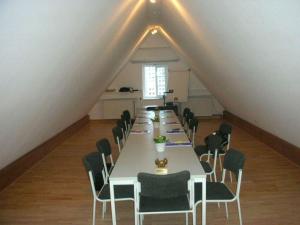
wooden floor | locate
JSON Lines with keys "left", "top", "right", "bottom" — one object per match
{"left": 1, "top": 119, "right": 300, "bottom": 225}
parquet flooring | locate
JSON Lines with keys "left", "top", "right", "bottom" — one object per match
{"left": 0, "top": 119, "right": 300, "bottom": 225}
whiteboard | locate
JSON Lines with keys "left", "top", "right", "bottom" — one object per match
{"left": 168, "top": 70, "right": 189, "bottom": 102}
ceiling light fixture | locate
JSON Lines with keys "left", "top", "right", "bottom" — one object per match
{"left": 150, "top": 0, "right": 156, "bottom": 3}
{"left": 151, "top": 28, "right": 158, "bottom": 35}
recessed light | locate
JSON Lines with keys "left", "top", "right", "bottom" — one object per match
{"left": 150, "top": 0, "right": 156, "bottom": 3}
{"left": 151, "top": 29, "right": 158, "bottom": 35}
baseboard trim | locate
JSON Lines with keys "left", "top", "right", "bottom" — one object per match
{"left": 0, "top": 115, "right": 90, "bottom": 191}
{"left": 90, "top": 119, "right": 118, "bottom": 123}
{"left": 223, "top": 111, "right": 300, "bottom": 166}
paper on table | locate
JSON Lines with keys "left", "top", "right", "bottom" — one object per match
{"left": 165, "top": 141, "right": 192, "bottom": 147}
{"left": 131, "top": 130, "right": 151, "bottom": 134}
{"left": 135, "top": 122, "right": 151, "bottom": 124}
{"left": 162, "top": 121, "right": 180, "bottom": 125}
{"left": 136, "top": 116, "right": 151, "bottom": 119}
{"left": 166, "top": 130, "right": 185, "bottom": 134}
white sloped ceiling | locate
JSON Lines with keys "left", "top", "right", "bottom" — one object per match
{"left": 0, "top": 0, "right": 147, "bottom": 169}
{"left": 1, "top": 0, "right": 299, "bottom": 170}
{"left": 161, "top": 0, "right": 300, "bottom": 147}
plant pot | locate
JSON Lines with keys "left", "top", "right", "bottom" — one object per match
{"left": 153, "top": 122, "right": 160, "bottom": 129}
{"left": 155, "top": 142, "right": 165, "bottom": 152}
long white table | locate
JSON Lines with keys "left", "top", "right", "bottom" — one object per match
{"left": 109, "top": 110, "right": 206, "bottom": 225}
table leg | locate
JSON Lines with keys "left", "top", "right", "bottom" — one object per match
{"left": 190, "top": 179, "right": 195, "bottom": 225}
{"left": 110, "top": 182, "right": 116, "bottom": 225}
{"left": 202, "top": 179, "right": 206, "bottom": 225}
{"left": 134, "top": 182, "right": 139, "bottom": 225}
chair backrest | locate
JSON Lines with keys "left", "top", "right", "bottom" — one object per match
{"left": 137, "top": 171, "right": 190, "bottom": 199}
{"left": 182, "top": 108, "right": 190, "bottom": 118}
{"left": 223, "top": 149, "right": 245, "bottom": 179}
{"left": 116, "top": 119, "right": 126, "bottom": 132}
{"left": 112, "top": 126, "right": 123, "bottom": 144}
{"left": 186, "top": 111, "right": 194, "bottom": 125}
{"left": 219, "top": 123, "right": 232, "bottom": 135}
{"left": 205, "top": 133, "right": 223, "bottom": 152}
{"left": 82, "top": 152, "right": 105, "bottom": 191}
{"left": 96, "top": 138, "right": 112, "bottom": 157}
{"left": 189, "top": 118, "right": 199, "bottom": 132}
{"left": 121, "top": 114, "right": 129, "bottom": 129}
{"left": 123, "top": 110, "right": 131, "bottom": 125}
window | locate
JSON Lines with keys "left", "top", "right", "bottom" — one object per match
{"left": 143, "top": 64, "right": 168, "bottom": 99}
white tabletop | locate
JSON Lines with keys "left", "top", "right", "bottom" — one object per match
{"left": 110, "top": 110, "right": 206, "bottom": 182}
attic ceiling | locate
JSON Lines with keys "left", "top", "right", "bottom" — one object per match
{"left": 0, "top": 0, "right": 299, "bottom": 169}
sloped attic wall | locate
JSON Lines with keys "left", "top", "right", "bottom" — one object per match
{"left": 161, "top": 1, "right": 300, "bottom": 147}
{"left": 0, "top": 0, "right": 147, "bottom": 169}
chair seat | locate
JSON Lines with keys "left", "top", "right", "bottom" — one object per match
{"left": 195, "top": 145, "right": 226, "bottom": 157}
{"left": 139, "top": 195, "right": 190, "bottom": 212}
{"left": 194, "top": 182, "right": 235, "bottom": 203}
{"left": 194, "top": 145, "right": 208, "bottom": 156}
{"left": 200, "top": 161, "right": 212, "bottom": 173}
{"left": 98, "top": 184, "right": 134, "bottom": 200}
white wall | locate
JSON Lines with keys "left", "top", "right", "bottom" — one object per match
{"left": 0, "top": 0, "right": 147, "bottom": 169}
{"left": 89, "top": 33, "right": 223, "bottom": 119}
{"left": 161, "top": 0, "right": 300, "bottom": 147}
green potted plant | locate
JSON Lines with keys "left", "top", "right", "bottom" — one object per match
{"left": 153, "top": 135, "right": 168, "bottom": 152}
{"left": 151, "top": 116, "right": 160, "bottom": 128}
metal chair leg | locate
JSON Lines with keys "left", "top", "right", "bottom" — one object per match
{"left": 139, "top": 215, "right": 143, "bottom": 225}
{"left": 102, "top": 202, "right": 106, "bottom": 219}
{"left": 92, "top": 199, "right": 96, "bottom": 225}
{"left": 225, "top": 202, "right": 229, "bottom": 218}
{"left": 185, "top": 212, "right": 188, "bottom": 225}
{"left": 237, "top": 198, "right": 243, "bottom": 225}
{"left": 218, "top": 155, "right": 223, "bottom": 172}
{"left": 229, "top": 171, "right": 233, "bottom": 183}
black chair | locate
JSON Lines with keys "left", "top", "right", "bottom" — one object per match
{"left": 83, "top": 152, "right": 134, "bottom": 224}
{"left": 121, "top": 114, "right": 129, "bottom": 137}
{"left": 188, "top": 118, "right": 199, "bottom": 147}
{"left": 112, "top": 126, "right": 124, "bottom": 153}
{"left": 116, "top": 119, "right": 127, "bottom": 141}
{"left": 205, "top": 122, "right": 233, "bottom": 178}
{"left": 185, "top": 111, "right": 194, "bottom": 132}
{"left": 136, "top": 171, "right": 194, "bottom": 225}
{"left": 182, "top": 107, "right": 190, "bottom": 126}
{"left": 205, "top": 123, "right": 232, "bottom": 152}
{"left": 194, "top": 134, "right": 223, "bottom": 181}
{"left": 123, "top": 110, "right": 134, "bottom": 130}
{"left": 194, "top": 149, "right": 246, "bottom": 225}
{"left": 96, "top": 138, "right": 114, "bottom": 176}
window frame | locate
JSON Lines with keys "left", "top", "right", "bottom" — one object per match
{"left": 142, "top": 64, "right": 168, "bottom": 100}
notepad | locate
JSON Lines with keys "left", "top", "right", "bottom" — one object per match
{"left": 136, "top": 116, "right": 150, "bottom": 119}
{"left": 162, "top": 121, "right": 180, "bottom": 125}
{"left": 165, "top": 141, "right": 192, "bottom": 147}
{"left": 131, "top": 130, "right": 150, "bottom": 134}
{"left": 160, "top": 116, "right": 174, "bottom": 119}
{"left": 135, "top": 122, "right": 151, "bottom": 124}
{"left": 166, "top": 130, "right": 185, "bottom": 134}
